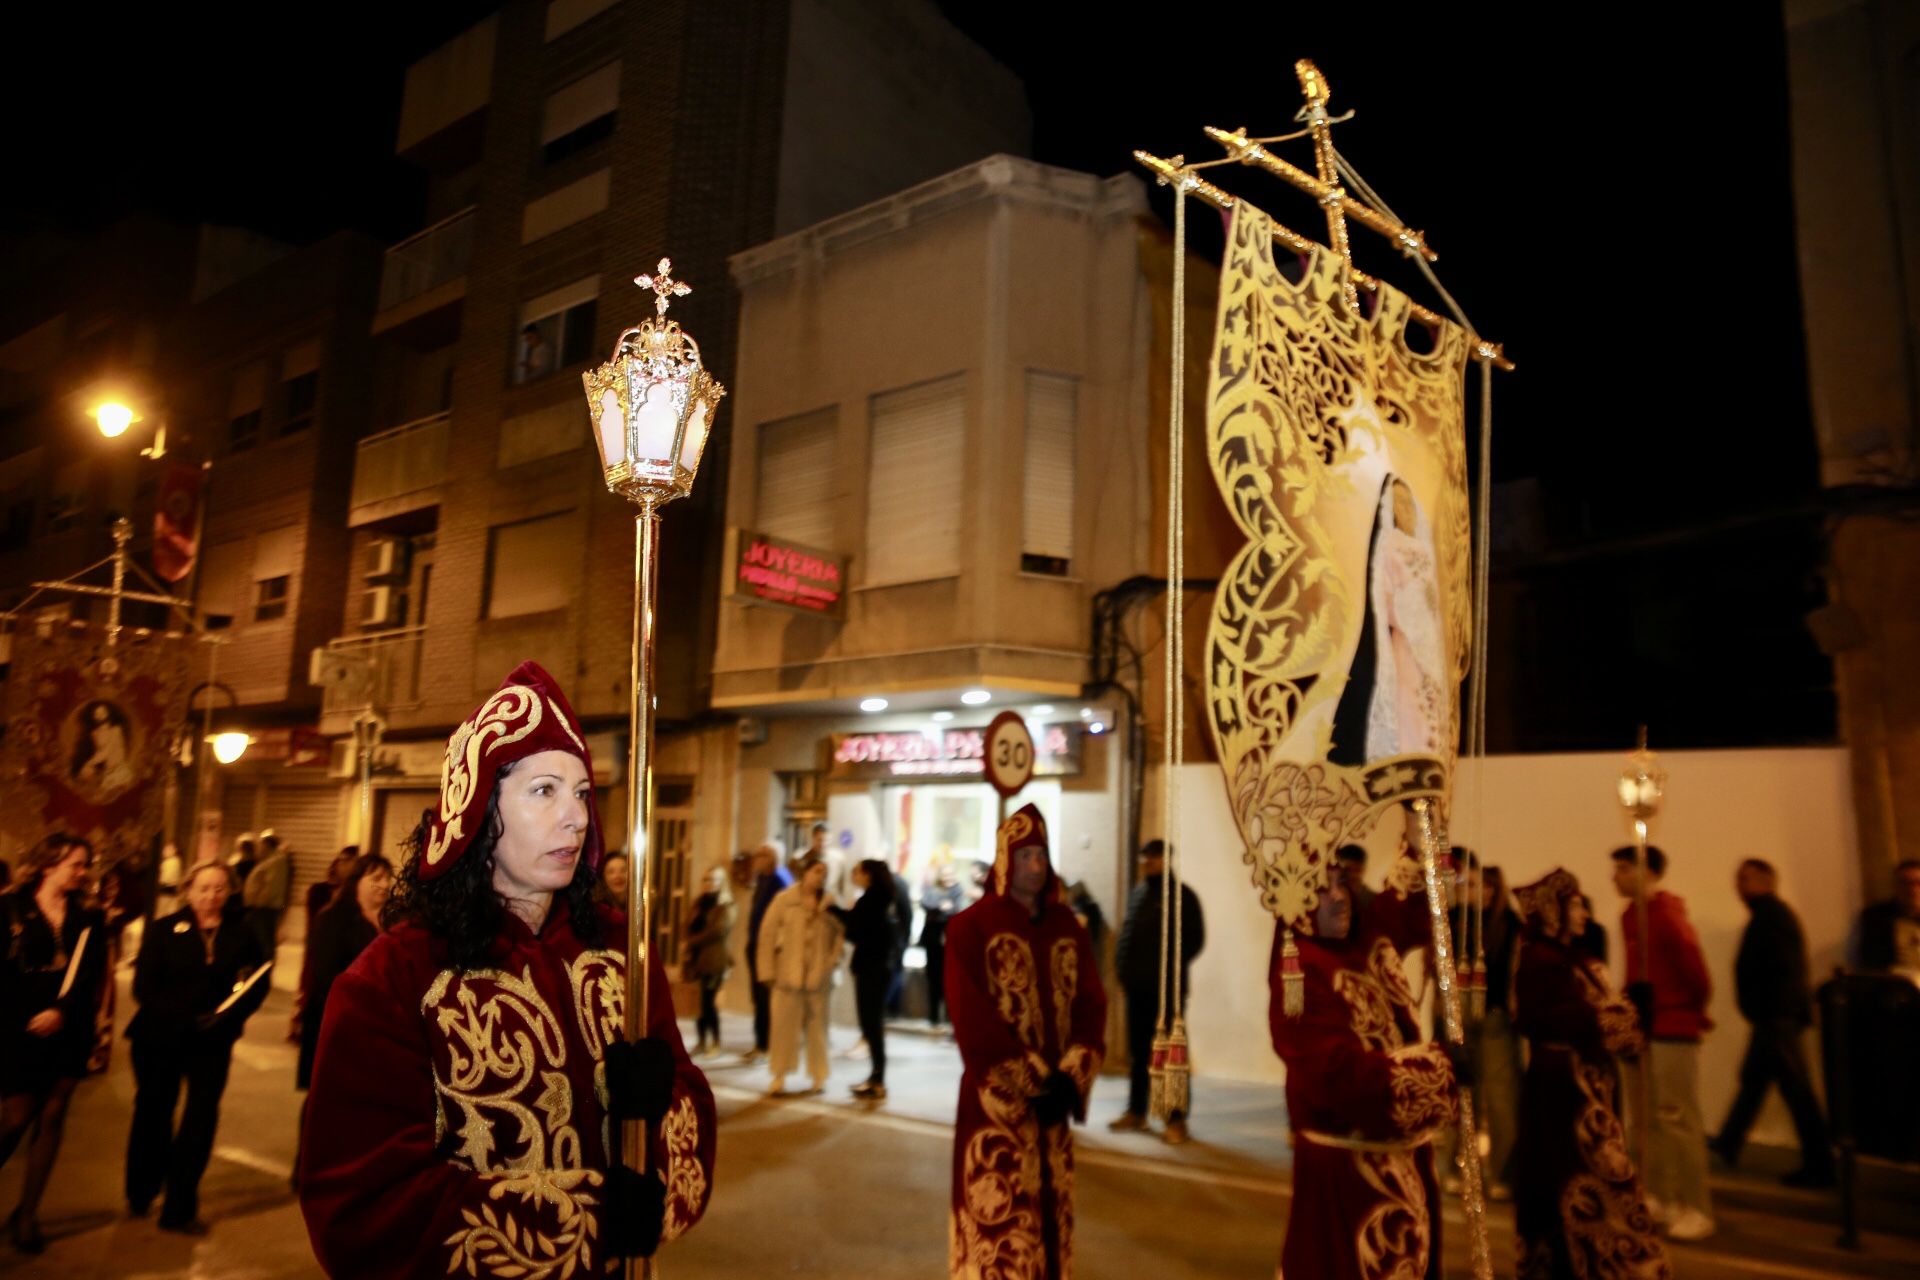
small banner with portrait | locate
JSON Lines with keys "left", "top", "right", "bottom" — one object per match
{"left": 1203, "top": 202, "right": 1473, "bottom": 929}
{"left": 0, "top": 619, "right": 191, "bottom": 863}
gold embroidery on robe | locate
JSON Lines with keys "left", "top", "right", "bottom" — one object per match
{"left": 424, "top": 966, "right": 599, "bottom": 1279}
{"left": 985, "top": 934, "right": 1043, "bottom": 1053}
{"left": 1354, "top": 1148, "right": 1430, "bottom": 1280}
{"left": 1044, "top": 1122, "right": 1076, "bottom": 1280}
{"left": 1386, "top": 1043, "right": 1455, "bottom": 1135}
{"left": 1049, "top": 939, "right": 1078, "bottom": 1056}
{"left": 659, "top": 1094, "right": 708, "bottom": 1242}
{"left": 952, "top": 1064, "right": 1046, "bottom": 1279}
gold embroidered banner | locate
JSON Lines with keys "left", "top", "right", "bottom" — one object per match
{"left": 1, "top": 621, "right": 191, "bottom": 863}
{"left": 1204, "top": 203, "right": 1471, "bottom": 929}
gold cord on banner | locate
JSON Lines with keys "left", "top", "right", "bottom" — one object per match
{"left": 1150, "top": 184, "right": 1192, "bottom": 1125}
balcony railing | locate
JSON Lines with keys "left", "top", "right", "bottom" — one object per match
{"left": 321, "top": 626, "right": 427, "bottom": 717}
{"left": 351, "top": 411, "right": 449, "bottom": 514}
{"left": 377, "top": 207, "right": 477, "bottom": 313}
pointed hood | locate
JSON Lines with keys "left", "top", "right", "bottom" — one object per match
{"left": 419, "top": 661, "right": 604, "bottom": 881}
{"left": 1514, "top": 867, "right": 1582, "bottom": 941}
{"left": 991, "top": 802, "right": 1066, "bottom": 904}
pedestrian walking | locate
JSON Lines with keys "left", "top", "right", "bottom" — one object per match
{"left": 831, "top": 858, "right": 898, "bottom": 1100}
{"left": 1614, "top": 844, "right": 1716, "bottom": 1241}
{"left": 125, "top": 862, "right": 271, "bottom": 1234}
{"left": 1709, "top": 858, "right": 1834, "bottom": 1186}
{"left": 298, "top": 662, "right": 715, "bottom": 1276}
{"left": 1110, "top": 839, "right": 1204, "bottom": 1143}
{"left": 241, "top": 831, "right": 292, "bottom": 961}
{"left": 885, "top": 861, "right": 913, "bottom": 1018}
{"left": 293, "top": 853, "right": 391, "bottom": 1187}
{"left": 758, "top": 857, "right": 842, "bottom": 1096}
{"left": 0, "top": 833, "right": 106, "bottom": 1253}
{"left": 683, "top": 865, "right": 736, "bottom": 1058}
{"left": 227, "top": 834, "right": 257, "bottom": 893}
{"left": 1510, "top": 868, "right": 1669, "bottom": 1279}
{"left": 741, "top": 841, "right": 792, "bottom": 1063}
{"left": 946, "top": 805, "right": 1106, "bottom": 1278}
{"left": 919, "top": 864, "right": 963, "bottom": 1026}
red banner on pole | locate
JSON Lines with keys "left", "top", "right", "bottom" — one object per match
{"left": 153, "top": 462, "right": 203, "bottom": 584}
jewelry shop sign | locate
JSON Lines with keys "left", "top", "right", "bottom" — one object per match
{"left": 829, "top": 722, "right": 1083, "bottom": 782}
{"left": 726, "top": 528, "right": 846, "bottom": 619}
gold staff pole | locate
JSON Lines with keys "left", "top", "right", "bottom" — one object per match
{"left": 1617, "top": 729, "right": 1666, "bottom": 1172}
{"left": 1411, "top": 798, "right": 1493, "bottom": 1280}
{"left": 583, "top": 258, "right": 723, "bottom": 1280}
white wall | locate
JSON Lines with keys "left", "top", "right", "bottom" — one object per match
{"left": 1165, "top": 748, "right": 1861, "bottom": 1148}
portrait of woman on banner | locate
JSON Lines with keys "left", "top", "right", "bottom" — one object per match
{"left": 67, "top": 700, "right": 136, "bottom": 800}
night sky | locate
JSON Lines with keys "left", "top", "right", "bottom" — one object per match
{"left": 2, "top": 3, "right": 1832, "bottom": 747}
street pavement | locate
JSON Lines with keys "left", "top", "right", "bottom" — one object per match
{"left": 2, "top": 968, "right": 1916, "bottom": 1278}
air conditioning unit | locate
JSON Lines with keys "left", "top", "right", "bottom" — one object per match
{"left": 362, "top": 584, "right": 400, "bottom": 628}
{"left": 309, "top": 646, "right": 374, "bottom": 701}
{"left": 365, "top": 538, "right": 407, "bottom": 581}
{"left": 326, "top": 739, "right": 358, "bottom": 779}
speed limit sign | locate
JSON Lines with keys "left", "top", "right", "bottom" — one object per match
{"left": 984, "top": 710, "right": 1035, "bottom": 797}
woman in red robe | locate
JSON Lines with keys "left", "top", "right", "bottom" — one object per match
{"left": 299, "top": 662, "right": 715, "bottom": 1278}
{"left": 945, "top": 803, "right": 1107, "bottom": 1280}
{"left": 1266, "top": 843, "right": 1458, "bottom": 1280}
{"left": 1510, "top": 868, "right": 1669, "bottom": 1279}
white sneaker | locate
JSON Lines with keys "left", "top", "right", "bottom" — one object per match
{"left": 1664, "top": 1208, "right": 1716, "bottom": 1241}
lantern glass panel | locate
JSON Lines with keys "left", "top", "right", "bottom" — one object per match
{"left": 633, "top": 381, "right": 680, "bottom": 464}
{"left": 596, "top": 387, "right": 626, "bottom": 471}
{"left": 679, "top": 397, "right": 711, "bottom": 472}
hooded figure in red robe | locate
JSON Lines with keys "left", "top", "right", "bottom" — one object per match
{"left": 946, "top": 803, "right": 1107, "bottom": 1279}
{"left": 1267, "top": 834, "right": 1459, "bottom": 1280}
{"left": 299, "top": 662, "right": 715, "bottom": 1277}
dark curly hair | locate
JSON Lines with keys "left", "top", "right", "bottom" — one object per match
{"left": 383, "top": 761, "right": 605, "bottom": 971}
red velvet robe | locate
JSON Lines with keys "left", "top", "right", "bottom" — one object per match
{"left": 1511, "top": 934, "right": 1670, "bottom": 1279}
{"left": 1268, "top": 863, "right": 1457, "bottom": 1280}
{"left": 945, "top": 885, "right": 1107, "bottom": 1279}
{"left": 300, "top": 900, "right": 715, "bottom": 1278}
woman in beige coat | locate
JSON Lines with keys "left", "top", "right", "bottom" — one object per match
{"left": 755, "top": 860, "right": 843, "bottom": 1096}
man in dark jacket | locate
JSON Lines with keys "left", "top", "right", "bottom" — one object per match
{"left": 1109, "top": 839, "right": 1205, "bottom": 1143}
{"left": 1851, "top": 858, "right": 1920, "bottom": 974}
{"left": 740, "top": 841, "right": 792, "bottom": 1064}
{"left": 1709, "top": 859, "right": 1834, "bottom": 1186}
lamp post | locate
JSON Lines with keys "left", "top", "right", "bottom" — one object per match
{"left": 582, "top": 258, "right": 723, "bottom": 1278}
{"left": 1617, "top": 727, "right": 1666, "bottom": 1168}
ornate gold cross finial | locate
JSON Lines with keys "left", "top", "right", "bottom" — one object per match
{"left": 634, "top": 258, "right": 692, "bottom": 317}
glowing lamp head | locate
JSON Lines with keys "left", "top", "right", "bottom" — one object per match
{"left": 94, "top": 402, "right": 136, "bottom": 439}
{"left": 1616, "top": 740, "right": 1666, "bottom": 826}
{"left": 583, "top": 258, "right": 725, "bottom": 505}
{"left": 210, "top": 732, "right": 251, "bottom": 765}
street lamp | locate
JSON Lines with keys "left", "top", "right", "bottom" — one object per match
{"left": 210, "top": 731, "right": 251, "bottom": 765}
{"left": 93, "top": 401, "right": 136, "bottom": 439}
{"left": 581, "top": 258, "right": 723, "bottom": 1278}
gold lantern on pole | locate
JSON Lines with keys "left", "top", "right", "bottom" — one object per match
{"left": 582, "top": 258, "right": 724, "bottom": 1278}
{"left": 1616, "top": 726, "right": 1666, "bottom": 1166}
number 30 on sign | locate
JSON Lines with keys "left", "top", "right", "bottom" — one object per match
{"left": 984, "top": 710, "right": 1035, "bottom": 798}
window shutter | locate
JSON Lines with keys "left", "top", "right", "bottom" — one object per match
{"left": 282, "top": 339, "right": 322, "bottom": 380}
{"left": 486, "top": 512, "right": 578, "bottom": 618}
{"left": 198, "top": 540, "right": 249, "bottom": 618}
{"left": 1023, "top": 372, "right": 1076, "bottom": 564}
{"left": 755, "top": 408, "right": 836, "bottom": 549}
{"left": 521, "top": 276, "right": 600, "bottom": 326}
{"left": 253, "top": 526, "right": 299, "bottom": 581}
{"left": 866, "top": 375, "right": 965, "bottom": 584}
{"left": 541, "top": 62, "right": 621, "bottom": 144}
{"left": 228, "top": 362, "right": 267, "bottom": 417}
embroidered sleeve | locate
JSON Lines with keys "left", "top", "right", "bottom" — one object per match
{"left": 642, "top": 951, "right": 716, "bottom": 1242}
{"left": 1386, "top": 1042, "right": 1457, "bottom": 1136}
{"left": 299, "top": 945, "right": 606, "bottom": 1280}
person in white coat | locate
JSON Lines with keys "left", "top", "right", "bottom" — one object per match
{"left": 755, "top": 860, "right": 844, "bottom": 1096}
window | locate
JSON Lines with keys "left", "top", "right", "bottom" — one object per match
{"left": 254, "top": 576, "right": 290, "bottom": 621}
{"left": 485, "top": 512, "right": 577, "bottom": 618}
{"left": 197, "top": 539, "right": 248, "bottom": 627}
{"left": 755, "top": 408, "right": 836, "bottom": 549}
{"left": 512, "top": 278, "right": 599, "bottom": 386}
{"left": 280, "top": 339, "right": 321, "bottom": 435}
{"left": 0, "top": 498, "right": 31, "bottom": 552}
{"left": 865, "top": 375, "right": 964, "bottom": 585}
{"left": 1022, "top": 372, "right": 1077, "bottom": 576}
{"left": 541, "top": 63, "right": 619, "bottom": 165}
{"left": 229, "top": 361, "right": 267, "bottom": 452}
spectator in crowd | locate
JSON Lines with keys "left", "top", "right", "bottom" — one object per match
{"left": 242, "top": 831, "right": 292, "bottom": 962}
{"left": 683, "top": 866, "right": 736, "bottom": 1059}
{"left": 757, "top": 859, "right": 842, "bottom": 1097}
{"left": 0, "top": 833, "right": 106, "bottom": 1253}
{"left": 292, "top": 849, "right": 359, "bottom": 1043}
{"left": 227, "top": 835, "right": 258, "bottom": 893}
{"left": 831, "top": 859, "right": 898, "bottom": 1100}
{"left": 1709, "top": 859, "right": 1834, "bottom": 1187}
{"left": 1852, "top": 858, "right": 1920, "bottom": 979}
{"left": 1110, "top": 839, "right": 1205, "bottom": 1144}
{"left": 1613, "top": 844, "right": 1715, "bottom": 1241}
{"left": 885, "top": 860, "right": 914, "bottom": 1019}
{"left": 596, "top": 851, "right": 631, "bottom": 914}
{"left": 919, "top": 863, "right": 964, "bottom": 1027}
{"left": 1335, "top": 843, "right": 1375, "bottom": 919}
{"left": 126, "top": 862, "right": 271, "bottom": 1234}
{"left": 1437, "top": 860, "right": 1522, "bottom": 1198}
{"left": 740, "top": 841, "right": 792, "bottom": 1064}
{"left": 294, "top": 853, "right": 392, "bottom": 1185}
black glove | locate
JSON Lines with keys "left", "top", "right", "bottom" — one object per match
{"left": 193, "top": 1012, "right": 221, "bottom": 1034}
{"left": 1030, "top": 1071, "right": 1080, "bottom": 1127}
{"left": 603, "top": 1163, "right": 666, "bottom": 1259}
{"left": 605, "top": 1037, "right": 676, "bottom": 1124}
{"left": 1625, "top": 981, "right": 1655, "bottom": 1039}
{"left": 1441, "top": 1038, "right": 1477, "bottom": 1089}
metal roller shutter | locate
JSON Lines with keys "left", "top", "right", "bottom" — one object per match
{"left": 376, "top": 789, "right": 439, "bottom": 867}
{"left": 865, "top": 375, "right": 965, "bottom": 585}
{"left": 1023, "top": 372, "right": 1077, "bottom": 565}
{"left": 263, "top": 786, "right": 342, "bottom": 941}
{"left": 756, "top": 407, "right": 837, "bottom": 550}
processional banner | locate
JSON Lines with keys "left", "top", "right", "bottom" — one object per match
{"left": 1205, "top": 204, "right": 1472, "bottom": 930}
{"left": 1, "top": 621, "right": 191, "bottom": 863}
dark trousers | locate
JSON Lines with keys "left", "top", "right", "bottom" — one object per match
{"left": 924, "top": 940, "right": 947, "bottom": 1024}
{"left": 854, "top": 967, "right": 889, "bottom": 1085}
{"left": 696, "top": 974, "right": 723, "bottom": 1046}
{"left": 751, "top": 980, "right": 772, "bottom": 1052}
{"left": 245, "top": 908, "right": 280, "bottom": 963}
{"left": 126, "top": 1034, "right": 234, "bottom": 1224}
{"left": 1716, "top": 1018, "right": 1833, "bottom": 1172}
{"left": 1124, "top": 985, "right": 1183, "bottom": 1120}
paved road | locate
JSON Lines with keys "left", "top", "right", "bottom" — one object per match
{"left": 2, "top": 977, "right": 1914, "bottom": 1278}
